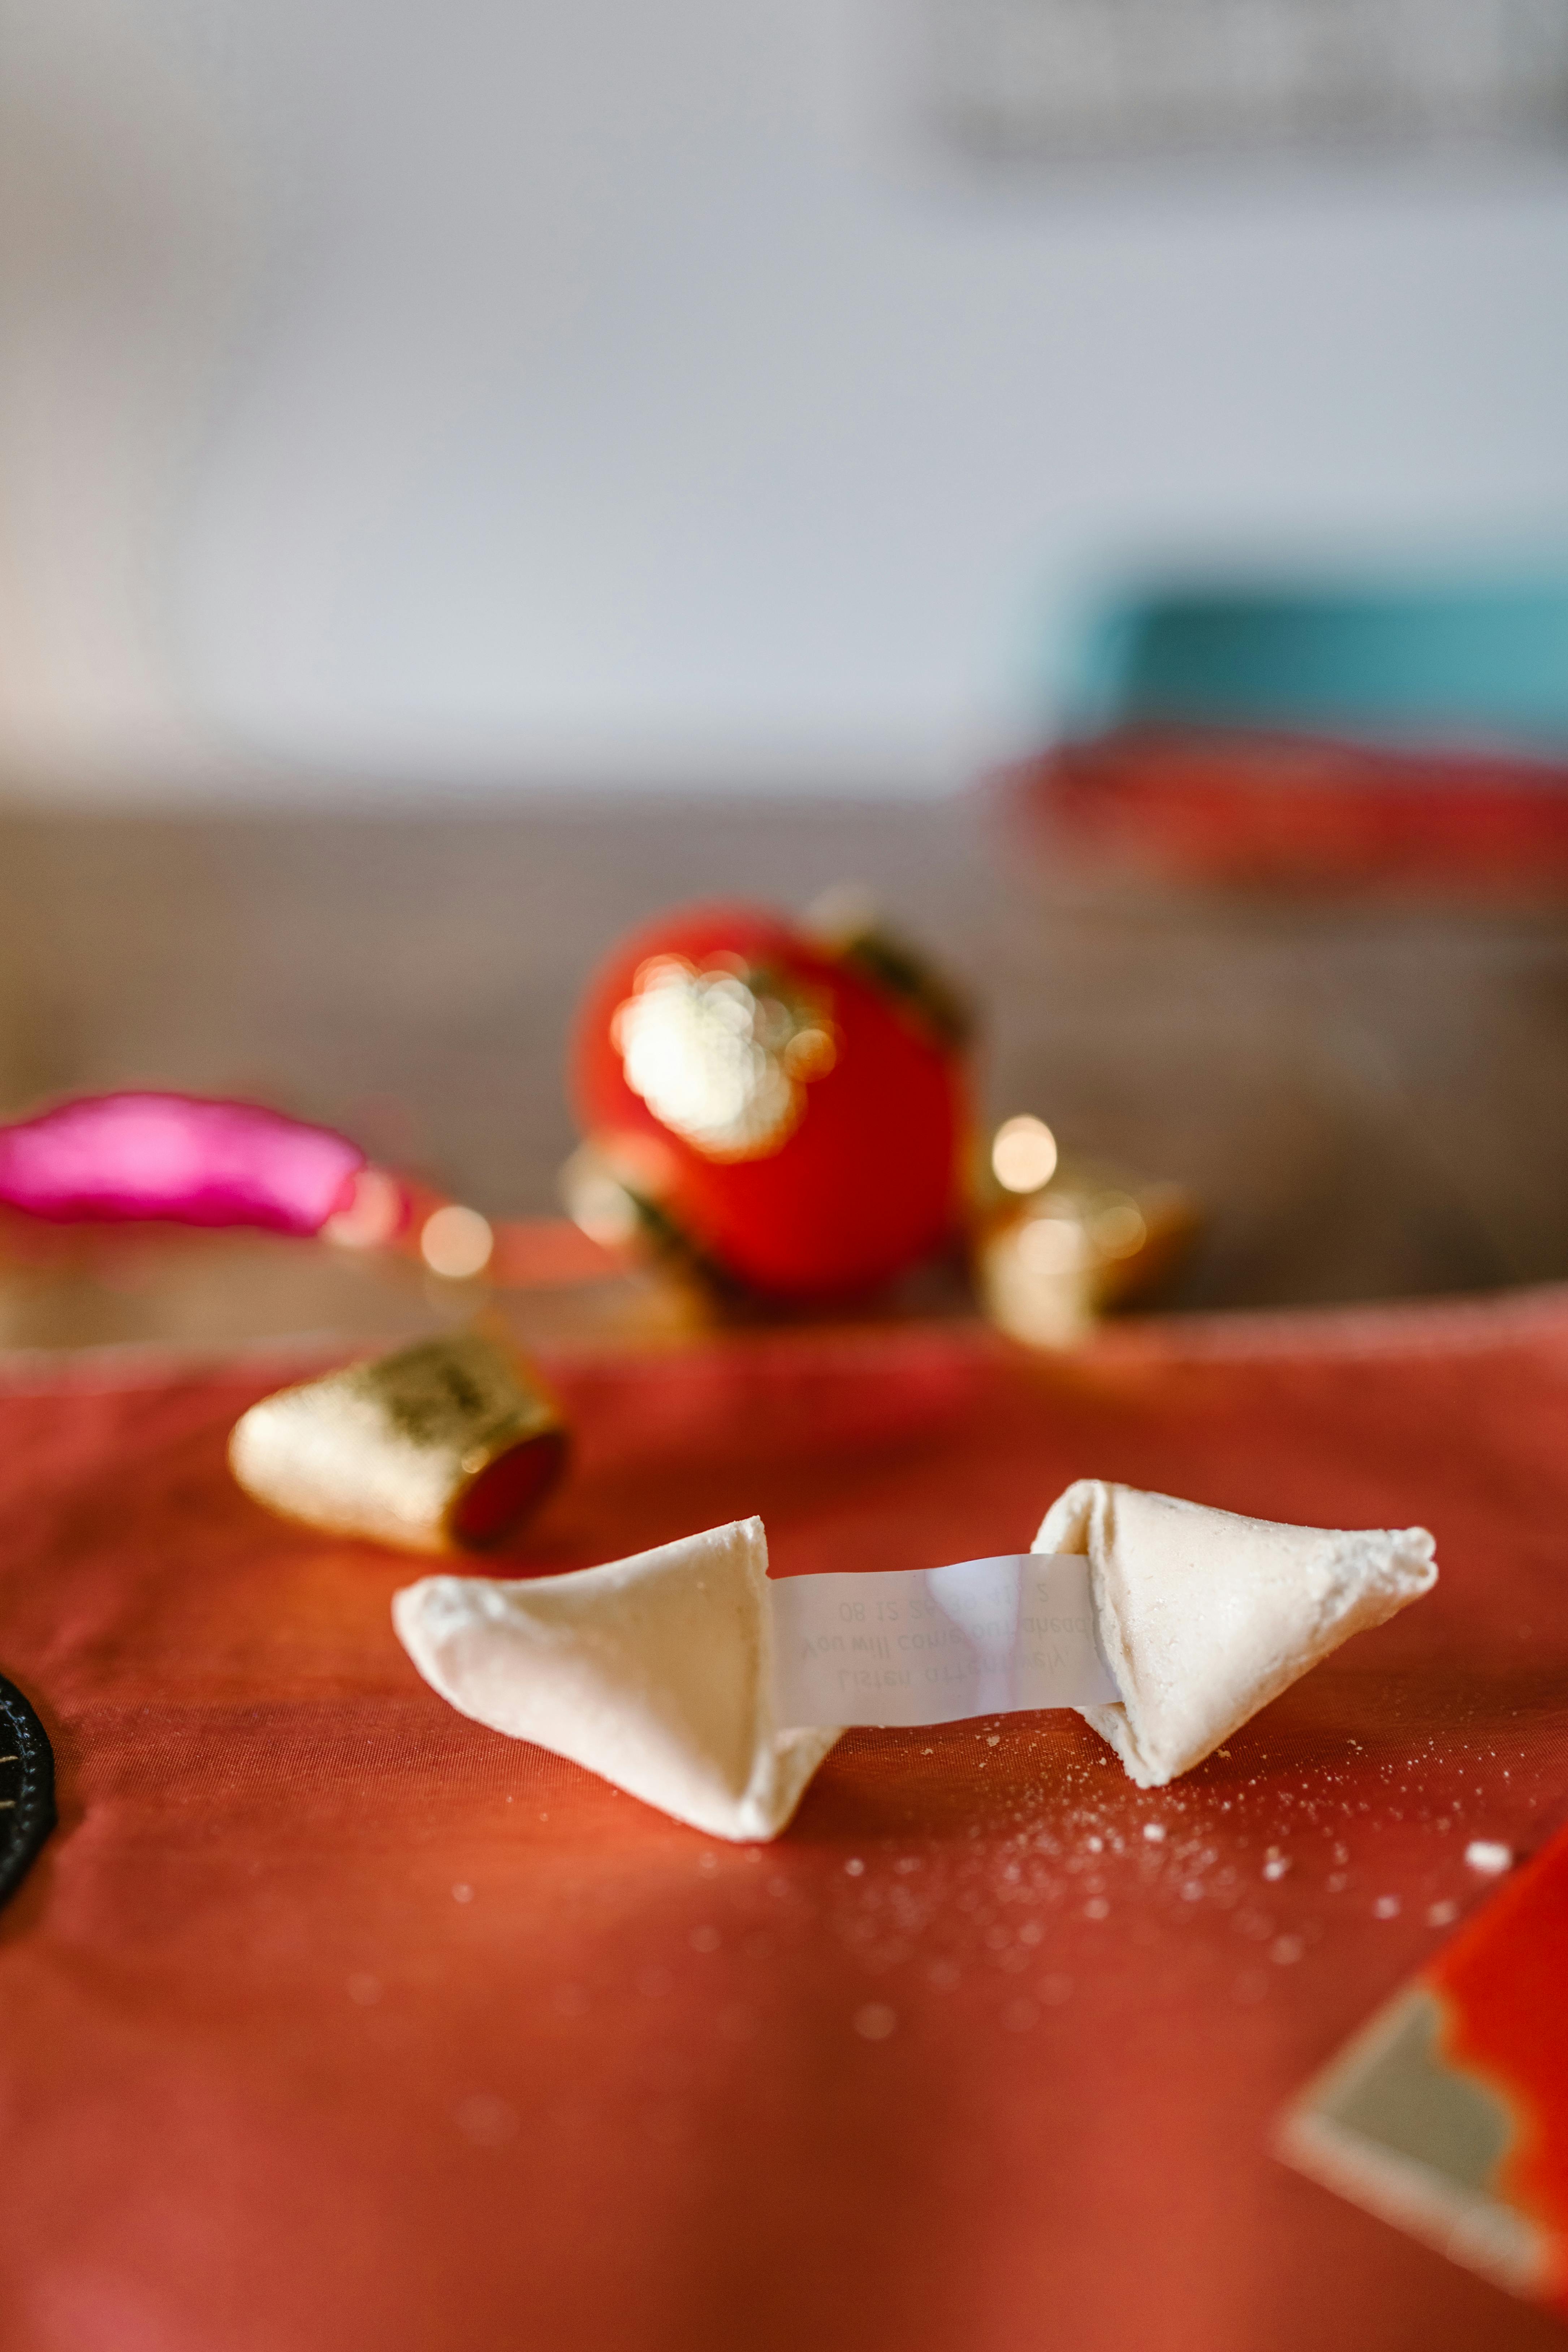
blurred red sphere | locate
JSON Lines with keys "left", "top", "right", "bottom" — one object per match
{"left": 571, "top": 903, "right": 970, "bottom": 1300}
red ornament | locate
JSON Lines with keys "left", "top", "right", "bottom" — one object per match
{"left": 570, "top": 903, "right": 971, "bottom": 1300}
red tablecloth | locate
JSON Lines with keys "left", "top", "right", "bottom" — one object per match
{"left": 3, "top": 1295, "right": 1567, "bottom": 2352}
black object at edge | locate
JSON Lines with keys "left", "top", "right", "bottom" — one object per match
{"left": 0, "top": 1671, "right": 55, "bottom": 1909}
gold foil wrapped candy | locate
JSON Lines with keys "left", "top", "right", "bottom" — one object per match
{"left": 976, "top": 1117, "right": 1200, "bottom": 1349}
{"left": 229, "top": 1331, "right": 567, "bottom": 1554}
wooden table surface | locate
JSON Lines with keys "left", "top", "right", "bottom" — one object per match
{"left": 3, "top": 786, "right": 1568, "bottom": 1323}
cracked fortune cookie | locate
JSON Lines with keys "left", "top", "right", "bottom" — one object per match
{"left": 1038, "top": 1479, "right": 1437, "bottom": 1790}
{"left": 392, "top": 1484, "right": 1437, "bottom": 1836}
{"left": 394, "top": 1517, "right": 840, "bottom": 1842}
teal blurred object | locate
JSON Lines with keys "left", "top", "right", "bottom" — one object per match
{"left": 1067, "top": 575, "right": 1568, "bottom": 752}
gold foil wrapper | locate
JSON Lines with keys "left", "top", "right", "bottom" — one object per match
{"left": 976, "top": 1160, "right": 1200, "bottom": 1350}
{"left": 229, "top": 1330, "right": 567, "bottom": 1553}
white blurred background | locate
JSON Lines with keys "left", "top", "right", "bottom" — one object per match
{"left": 2, "top": 0, "right": 1567, "bottom": 798}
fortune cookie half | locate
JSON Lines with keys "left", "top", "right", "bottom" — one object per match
{"left": 1036, "top": 1479, "right": 1437, "bottom": 1788}
{"left": 394, "top": 1516, "right": 841, "bottom": 1842}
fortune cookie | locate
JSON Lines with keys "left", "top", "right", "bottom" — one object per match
{"left": 394, "top": 1517, "right": 840, "bottom": 1842}
{"left": 1038, "top": 1479, "right": 1437, "bottom": 1789}
{"left": 393, "top": 1484, "right": 1438, "bottom": 1836}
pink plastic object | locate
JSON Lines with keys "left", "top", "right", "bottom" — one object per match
{"left": 0, "top": 1093, "right": 365, "bottom": 1238}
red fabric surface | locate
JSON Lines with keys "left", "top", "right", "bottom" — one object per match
{"left": 3, "top": 1295, "right": 1568, "bottom": 2352}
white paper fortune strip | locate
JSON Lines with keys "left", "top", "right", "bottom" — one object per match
{"left": 769, "top": 1554, "right": 1119, "bottom": 1729}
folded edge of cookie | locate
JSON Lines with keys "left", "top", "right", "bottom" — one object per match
{"left": 1035, "top": 1479, "right": 1438, "bottom": 1789}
